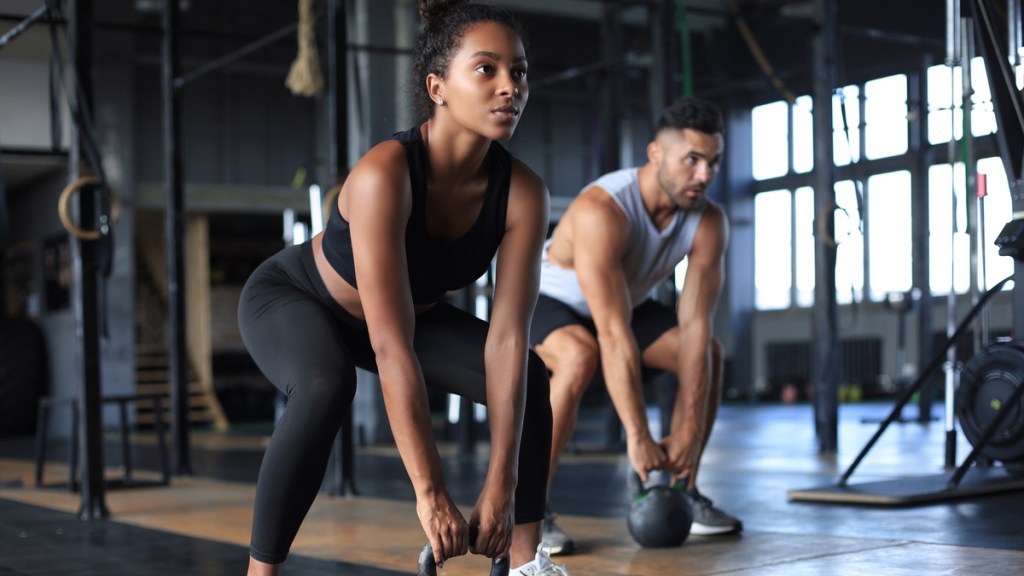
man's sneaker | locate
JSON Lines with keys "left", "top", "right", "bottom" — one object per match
{"left": 685, "top": 487, "right": 743, "bottom": 535}
{"left": 540, "top": 506, "right": 576, "bottom": 556}
{"left": 510, "top": 544, "right": 572, "bottom": 576}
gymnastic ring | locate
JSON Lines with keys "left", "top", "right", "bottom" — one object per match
{"left": 58, "top": 176, "right": 122, "bottom": 241}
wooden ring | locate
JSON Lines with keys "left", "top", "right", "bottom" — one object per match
{"left": 58, "top": 176, "right": 122, "bottom": 241}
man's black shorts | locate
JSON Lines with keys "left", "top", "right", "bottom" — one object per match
{"left": 530, "top": 294, "right": 677, "bottom": 353}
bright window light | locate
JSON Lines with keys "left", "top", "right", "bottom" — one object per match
{"left": 794, "top": 186, "right": 815, "bottom": 307}
{"left": 832, "top": 85, "right": 860, "bottom": 166}
{"left": 755, "top": 189, "right": 792, "bottom": 309}
{"left": 834, "top": 180, "right": 864, "bottom": 304}
{"left": 977, "top": 157, "right": 1014, "bottom": 290}
{"left": 865, "top": 75, "right": 908, "bottom": 160}
{"left": 867, "top": 171, "right": 913, "bottom": 300}
{"left": 793, "top": 96, "right": 814, "bottom": 174}
{"left": 929, "top": 163, "right": 971, "bottom": 294}
{"left": 752, "top": 101, "right": 789, "bottom": 180}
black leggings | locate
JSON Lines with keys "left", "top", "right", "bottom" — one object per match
{"left": 238, "top": 242, "right": 552, "bottom": 564}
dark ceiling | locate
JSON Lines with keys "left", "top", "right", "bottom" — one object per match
{"left": 0, "top": 0, "right": 1003, "bottom": 190}
{"left": 515, "top": 0, "right": 950, "bottom": 108}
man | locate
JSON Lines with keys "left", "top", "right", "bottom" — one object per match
{"left": 530, "top": 97, "right": 740, "bottom": 554}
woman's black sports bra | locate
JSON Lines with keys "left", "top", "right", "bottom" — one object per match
{"left": 321, "top": 126, "right": 512, "bottom": 305}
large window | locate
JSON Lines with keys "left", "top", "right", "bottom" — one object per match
{"left": 866, "top": 171, "right": 913, "bottom": 300}
{"left": 754, "top": 190, "right": 793, "bottom": 309}
{"left": 832, "top": 85, "right": 860, "bottom": 167}
{"left": 752, "top": 101, "right": 789, "bottom": 180}
{"left": 864, "top": 75, "right": 908, "bottom": 160}
{"left": 750, "top": 61, "right": 1007, "bottom": 311}
{"left": 928, "top": 162, "right": 970, "bottom": 294}
{"left": 927, "top": 58, "right": 997, "bottom": 145}
{"left": 833, "top": 180, "right": 865, "bottom": 305}
{"left": 794, "top": 186, "right": 815, "bottom": 307}
{"left": 977, "top": 157, "right": 1015, "bottom": 290}
{"left": 792, "top": 96, "right": 814, "bottom": 174}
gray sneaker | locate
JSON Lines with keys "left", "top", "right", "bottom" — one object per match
{"left": 540, "top": 506, "right": 576, "bottom": 556}
{"left": 685, "top": 488, "right": 743, "bottom": 535}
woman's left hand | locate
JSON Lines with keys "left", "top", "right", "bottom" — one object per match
{"left": 468, "top": 481, "right": 515, "bottom": 560}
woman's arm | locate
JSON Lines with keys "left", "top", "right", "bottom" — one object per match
{"left": 344, "top": 142, "right": 466, "bottom": 561}
{"left": 470, "top": 158, "right": 549, "bottom": 556}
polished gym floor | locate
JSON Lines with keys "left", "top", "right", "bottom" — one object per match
{"left": 2, "top": 401, "right": 1023, "bottom": 575}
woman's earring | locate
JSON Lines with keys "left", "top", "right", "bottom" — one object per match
{"left": 438, "top": 98, "right": 445, "bottom": 106}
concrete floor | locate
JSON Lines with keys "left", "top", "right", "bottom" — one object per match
{"left": 1, "top": 402, "right": 1023, "bottom": 575}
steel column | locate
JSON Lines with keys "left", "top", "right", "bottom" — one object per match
{"left": 811, "top": 0, "right": 839, "bottom": 454}
{"left": 162, "top": 0, "right": 191, "bottom": 475}
{"left": 67, "top": 0, "right": 108, "bottom": 519}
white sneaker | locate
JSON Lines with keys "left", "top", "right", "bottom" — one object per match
{"left": 509, "top": 544, "right": 572, "bottom": 576}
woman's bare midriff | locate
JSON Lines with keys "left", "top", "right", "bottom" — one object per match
{"left": 311, "top": 234, "right": 436, "bottom": 320}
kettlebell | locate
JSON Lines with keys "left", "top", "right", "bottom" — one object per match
{"left": 626, "top": 471, "right": 693, "bottom": 548}
{"left": 417, "top": 527, "right": 510, "bottom": 576}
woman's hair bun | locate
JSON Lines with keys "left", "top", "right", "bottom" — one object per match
{"left": 418, "top": 0, "right": 471, "bottom": 24}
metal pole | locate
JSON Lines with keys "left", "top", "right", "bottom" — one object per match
{"left": 327, "top": 0, "right": 349, "bottom": 184}
{"left": 912, "top": 56, "right": 936, "bottom": 422}
{"left": 963, "top": 22, "right": 980, "bottom": 356}
{"left": 811, "top": 0, "right": 839, "bottom": 455}
{"left": 1009, "top": 0, "right": 1021, "bottom": 67}
{"left": 68, "top": 0, "right": 108, "bottom": 520}
{"left": 0, "top": 4, "right": 48, "bottom": 49}
{"left": 326, "top": 0, "right": 356, "bottom": 496}
{"left": 600, "top": 4, "right": 623, "bottom": 175}
{"left": 977, "top": 173, "right": 990, "bottom": 345}
{"left": 163, "top": 0, "right": 191, "bottom": 476}
{"left": 174, "top": 21, "right": 302, "bottom": 89}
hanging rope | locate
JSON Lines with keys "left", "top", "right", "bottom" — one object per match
{"left": 286, "top": 0, "right": 325, "bottom": 97}
{"left": 727, "top": 0, "right": 796, "bottom": 105}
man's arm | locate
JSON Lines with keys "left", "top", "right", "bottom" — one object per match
{"left": 665, "top": 202, "right": 729, "bottom": 482}
{"left": 572, "top": 190, "right": 667, "bottom": 481}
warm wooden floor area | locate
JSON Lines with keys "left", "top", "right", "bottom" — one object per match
{"left": 2, "top": 403, "right": 1024, "bottom": 575}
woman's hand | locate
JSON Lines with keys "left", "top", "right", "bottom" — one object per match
{"left": 416, "top": 491, "right": 469, "bottom": 568}
{"left": 468, "top": 480, "right": 515, "bottom": 560}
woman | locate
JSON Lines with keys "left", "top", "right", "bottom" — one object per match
{"left": 238, "top": 1, "right": 569, "bottom": 574}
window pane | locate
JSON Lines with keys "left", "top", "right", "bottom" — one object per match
{"left": 865, "top": 75, "right": 908, "bottom": 159}
{"left": 834, "top": 180, "right": 864, "bottom": 304}
{"left": 929, "top": 163, "right": 971, "bottom": 294}
{"left": 794, "top": 186, "right": 815, "bottom": 307}
{"left": 833, "top": 85, "right": 860, "bottom": 166}
{"left": 971, "top": 57, "right": 997, "bottom": 137}
{"left": 755, "top": 190, "right": 792, "bottom": 309}
{"left": 752, "top": 101, "right": 789, "bottom": 180}
{"left": 928, "top": 64, "right": 963, "bottom": 144}
{"left": 977, "top": 157, "right": 1015, "bottom": 290}
{"left": 793, "top": 96, "right": 814, "bottom": 174}
{"left": 867, "top": 171, "right": 913, "bottom": 300}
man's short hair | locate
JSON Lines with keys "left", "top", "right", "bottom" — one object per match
{"left": 656, "top": 97, "right": 724, "bottom": 136}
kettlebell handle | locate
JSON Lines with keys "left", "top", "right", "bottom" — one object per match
{"left": 629, "top": 469, "right": 689, "bottom": 498}
{"left": 416, "top": 527, "right": 510, "bottom": 576}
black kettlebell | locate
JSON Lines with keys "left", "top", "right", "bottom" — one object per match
{"left": 626, "top": 471, "right": 693, "bottom": 548}
{"left": 417, "top": 527, "right": 510, "bottom": 576}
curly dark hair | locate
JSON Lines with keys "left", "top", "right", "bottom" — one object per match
{"left": 656, "top": 97, "right": 724, "bottom": 136}
{"left": 413, "top": 0, "right": 528, "bottom": 120}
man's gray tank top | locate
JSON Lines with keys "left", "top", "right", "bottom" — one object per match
{"left": 538, "top": 167, "right": 705, "bottom": 317}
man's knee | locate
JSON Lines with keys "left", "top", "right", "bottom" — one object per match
{"left": 537, "top": 329, "right": 599, "bottom": 398}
